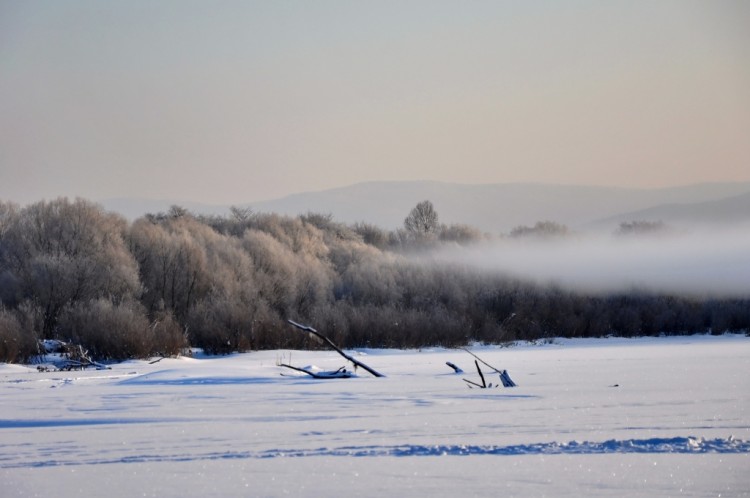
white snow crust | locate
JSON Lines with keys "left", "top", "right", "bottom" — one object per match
{"left": 1, "top": 335, "right": 748, "bottom": 497}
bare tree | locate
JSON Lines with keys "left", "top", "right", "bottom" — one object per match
{"left": 352, "top": 222, "right": 389, "bottom": 249}
{"left": 0, "top": 305, "right": 36, "bottom": 363}
{"left": 168, "top": 205, "right": 189, "bottom": 219}
{"left": 1, "top": 198, "right": 141, "bottom": 338}
{"left": 404, "top": 200, "right": 439, "bottom": 235}
{"left": 128, "top": 217, "right": 210, "bottom": 319}
{"left": 229, "top": 205, "right": 253, "bottom": 222}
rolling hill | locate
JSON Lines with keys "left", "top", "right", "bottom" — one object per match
{"left": 101, "top": 181, "right": 750, "bottom": 234}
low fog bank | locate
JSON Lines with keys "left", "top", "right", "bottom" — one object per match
{"left": 428, "top": 226, "right": 750, "bottom": 297}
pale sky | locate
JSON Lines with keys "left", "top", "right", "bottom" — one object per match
{"left": 1, "top": 0, "right": 749, "bottom": 206}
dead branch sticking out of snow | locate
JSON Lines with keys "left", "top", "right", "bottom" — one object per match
{"left": 463, "top": 348, "right": 517, "bottom": 387}
{"left": 445, "top": 361, "right": 463, "bottom": 373}
{"left": 463, "top": 359, "right": 498, "bottom": 389}
{"left": 287, "top": 320, "right": 385, "bottom": 378}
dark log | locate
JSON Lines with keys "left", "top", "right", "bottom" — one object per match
{"left": 287, "top": 320, "right": 385, "bottom": 378}
{"left": 446, "top": 361, "right": 463, "bottom": 373}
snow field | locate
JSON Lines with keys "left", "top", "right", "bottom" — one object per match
{"left": 1, "top": 335, "right": 748, "bottom": 497}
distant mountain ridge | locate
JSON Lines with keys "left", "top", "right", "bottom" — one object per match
{"left": 101, "top": 181, "right": 750, "bottom": 233}
{"left": 586, "top": 190, "right": 750, "bottom": 230}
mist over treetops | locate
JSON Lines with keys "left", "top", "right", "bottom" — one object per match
{"left": 1, "top": 197, "right": 748, "bottom": 363}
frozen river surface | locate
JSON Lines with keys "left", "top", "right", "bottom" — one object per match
{"left": 2, "top": 334, "right": 748, "bottom": 497}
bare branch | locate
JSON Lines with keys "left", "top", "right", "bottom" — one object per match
{"left": 287, "top": 320, "right": 385, "bottom": 377}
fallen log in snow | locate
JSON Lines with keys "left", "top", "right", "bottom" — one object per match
{"left": 279, "top": 363, "right": 353, "bottom": 379}
{"left": 445, "top": 361, "right": 463, "bottom": 373}
{"left": 287, "top": 320, "right": 385, "bottom": 378}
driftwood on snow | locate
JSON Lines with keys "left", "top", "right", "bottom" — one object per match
{"left": 46, "top": 344, "right": 111, "bottom": 371}
{"left": 287, "top": 320, "right": 385, "bottom": 378}
{"left": 462, "top": 348, "right": 517, "bottom": 387}
{"left": 278, "top": 363, "right": 353, "bottom": 379}
{"left": 463, "top": 359, "right": 498, "bottom": 389}
{"left": 445, "top": 361, "right": 463, "bottom": 373}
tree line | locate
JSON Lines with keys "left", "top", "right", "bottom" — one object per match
{"left": 0, "top": 198, "right": 747, "bottom": 362}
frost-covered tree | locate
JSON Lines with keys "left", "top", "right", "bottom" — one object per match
{"left": 0, "top": 198, "right": 141, "bottom": 338}
{"left": 439, "top": 223, "right": 483, "bottom": 245}
{"left": 509, "top": 220, "right": 570, "bottom": 239}
{"left": 404, "top": 200, "right": 439, "bottom": 235}
{"left": 128, "top": 217, "right": 210, "bottom": 319}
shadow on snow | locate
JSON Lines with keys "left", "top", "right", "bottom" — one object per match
{"left": 5, "top": 437, "right": 747, "bottom": 469}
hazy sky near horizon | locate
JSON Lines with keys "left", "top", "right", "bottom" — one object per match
{"left": 1, "top": 1, "right": 749, "bottom": 206}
